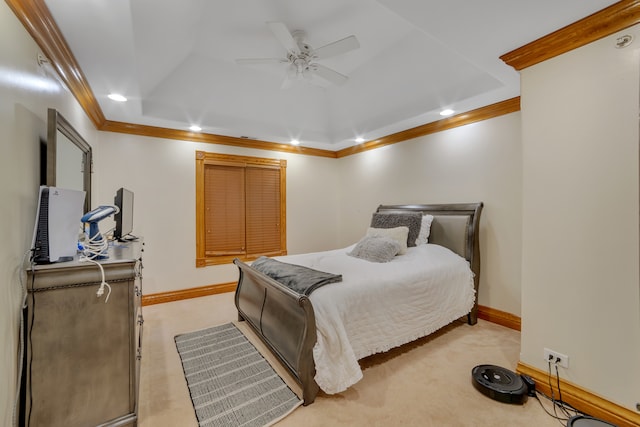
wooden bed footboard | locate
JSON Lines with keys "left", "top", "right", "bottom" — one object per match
{"left": 233, "top": 258, "right": 320, "bottom": 405}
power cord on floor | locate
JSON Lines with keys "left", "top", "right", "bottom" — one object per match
{"left": 532, "top": 359, "right": 582, "bottom": 427}
{"left": 554, "top": 363, "right": 578, "bottom": 419}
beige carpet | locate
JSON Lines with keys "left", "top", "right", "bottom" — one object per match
{"left": 139, "top": 292, "right": 562, "bottom": 427}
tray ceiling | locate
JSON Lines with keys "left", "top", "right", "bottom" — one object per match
{"left": 44, "top": 0, "right": 618, "bottom": 150}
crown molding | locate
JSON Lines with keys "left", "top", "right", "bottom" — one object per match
{"left": 336, "top": 97, "right": 520, "bottom": 158}
{"left": 6, "top": 0, "right": 106, "bottom": 127}
{"left": 501, "top": 0, "right": 640, "bottom": 71}
{"left": 101, "top": 120, "right": 338, "bottom": 158}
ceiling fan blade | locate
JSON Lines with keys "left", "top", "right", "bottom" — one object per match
{"left": 280, "top": 64, "right": 297, "bottom": 89}
{"left": 311, "top": 63, "right": 348, "bottom": 85}
{"left": 313, "top": 35, "right": 359, "bottom": 59}
{"left": 236, "top": 58, "right": 287, "bottom": 65}
{"left": 267, "top": 21, "right": 299, "bottom": 54}
{"left": 281, "top": 77, "right": 295, "bottom": 90}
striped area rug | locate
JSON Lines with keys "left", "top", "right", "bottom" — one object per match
{"left": 175, "top": 323, "right": 302, "bottom": 427}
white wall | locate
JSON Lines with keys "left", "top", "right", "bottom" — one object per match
{"left": 0, "top": 3, "right": 98, "bottom": 425}
{"left": 520, "top": 25, "right": 640, "bottom": 410}
{"left": 336, "top": 113, "right": 523, "bottom": 315}
{"left": 95, "top": 132, "right": 342, "bottom": 294}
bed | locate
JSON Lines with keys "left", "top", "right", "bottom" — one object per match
{"left": 233, "top": 203, "right": 483, "bottom": 405}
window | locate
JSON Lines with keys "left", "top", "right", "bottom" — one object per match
{"left": 196, "top": 151, "right": 287, "bottom": 267}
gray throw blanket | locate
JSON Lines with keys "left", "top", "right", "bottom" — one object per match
{"left": 251, "top": 256, "right": 342, "bottom": 296}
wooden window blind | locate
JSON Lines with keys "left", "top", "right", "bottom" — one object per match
{"left": 245, "top": 166, "right": 281, "bottom": 256}
{"left": 196, "top": 151, "right": 286, "bottom": 267}
{"left": 203, "top": 165, "right": 245, "bottom": 256}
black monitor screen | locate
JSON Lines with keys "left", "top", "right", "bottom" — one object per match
{"left": 114, "top": 187, "right": 134, "bottom": 240}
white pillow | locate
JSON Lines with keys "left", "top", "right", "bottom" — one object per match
{"left": 366, "top": 226, "right": 409, "bottom": 255}
{"left": 348, "top": 235, "right": 401, "bottom": 263}
{"left": 415, "top": 214, "right": 434, "bottom": 245}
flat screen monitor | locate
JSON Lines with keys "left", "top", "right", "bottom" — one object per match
{"left": 114, "top": 187, "right": 134, "bottom": 241}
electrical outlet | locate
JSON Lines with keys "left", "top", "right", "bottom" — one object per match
{"left": 543, "top": 348, "right": 569, "bottom": 369}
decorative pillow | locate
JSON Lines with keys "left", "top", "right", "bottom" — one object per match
{"left": 370, "top": 212, "right": 422, "bottom": 247}
{"left": 415, "top": 214, "right": 435, "bottom": 245}
{"left": 366, "top": 226, "right": 409, "bottom": 255}
{"left": 348, "top": 235, "right": 401, "bottom": 263}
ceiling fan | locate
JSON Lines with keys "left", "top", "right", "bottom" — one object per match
{"left": 236, "top": 22, "right": 360, "bottom": 88}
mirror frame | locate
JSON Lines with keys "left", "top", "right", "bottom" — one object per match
{"left": 46, "top": 108, "right": 92, "bottom": 212}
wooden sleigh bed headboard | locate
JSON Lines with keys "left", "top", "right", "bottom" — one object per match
{"left": 234, "top": 202, "right": 483, "bottom": 406}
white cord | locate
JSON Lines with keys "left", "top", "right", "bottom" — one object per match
{"left": 79, "top": 227, "right": 114, "bottom": 303}
{"left": 80, "top": 257, "right": 112, "bottom": 303}
{"left": 81, "top": 227, "right": 111, "bottom": 261}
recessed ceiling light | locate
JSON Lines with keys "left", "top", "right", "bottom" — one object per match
{"left": 189, "top": 125, "right": 202, "bottom": 132}
{"left": 290, "top": 139, "right": 300, "bottom": 146}
{"left": 107, "top": 93, "right": 127, "bottom": 102}
{"left": 355, "top": 137, "right": 365, "bottom": 143}
{"left": 440, "top": 109, "right": 455, "bottom": 116}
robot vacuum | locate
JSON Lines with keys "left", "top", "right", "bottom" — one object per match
{"left": 471, "top": 364, "right": 529, "bottom": 404}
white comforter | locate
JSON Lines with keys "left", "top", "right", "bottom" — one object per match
{"left": 276, "top": 243, "right": 475, "bottom": 394}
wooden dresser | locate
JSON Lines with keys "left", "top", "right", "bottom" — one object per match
{"left": 23, "top": 241, "right": 144, "bottom": 426}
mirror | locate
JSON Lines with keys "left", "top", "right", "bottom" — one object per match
{"left": 46, "top": 108, "right": 92, "bottom": 212}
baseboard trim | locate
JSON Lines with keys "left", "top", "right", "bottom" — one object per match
{"left": 142, "top": 282, "right": 237, "bottom": 306}
{"left": 517, "top": 362, "right": 640, "bottom": 427}
{"left": 477, "top": 305, "right": 521, "bottom": 331}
